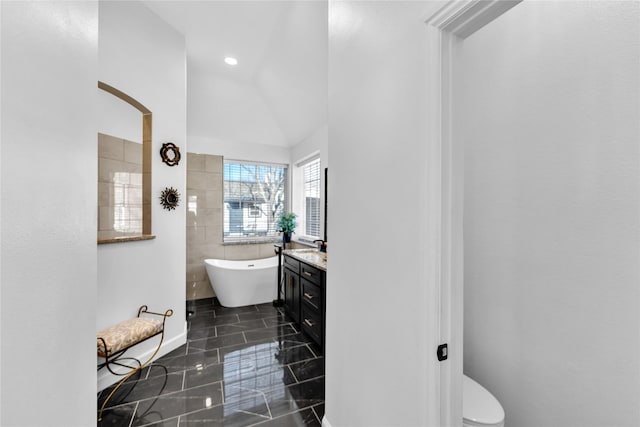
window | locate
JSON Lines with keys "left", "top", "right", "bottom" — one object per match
{"left": 223, "top": 161, "right": 287, "bottom": 242}
{"left": 303, "top": 158, "right": 321, "bottom": 238}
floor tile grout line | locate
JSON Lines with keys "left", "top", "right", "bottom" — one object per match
{"left": 287, "top": 364, "right": 299, "bottom": 383}
{"left": 143, "top": 365, "right": 150, "bottom": 381}
{"left": 181, "top": 369, "right": 186, "bottom": 391}
{"left": 236, "top": 409, "right": 271, "bottom": 421}
{"left": 307, "top": 343, "right": 318, "bottom": 358}
{"left": 136, "top": 397, "right": 224, "bottom": 427}
{"left": 127, "top": 401, "right": 139, "bottom": 427}
{"left": 311, "top": 403, "right": 323, "bottom": 424}
{"left": 224, "top": 384, "right": 273, "bottom": 419}
{"left": 136, "top": 414, "right": 180, "bottom": 427}
{"left": 248, "top": 407, "right": 317, "bottom": 427}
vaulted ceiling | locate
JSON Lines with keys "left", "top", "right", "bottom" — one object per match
{"left": 144, "top": 1, "right": 328, "bottom": 148}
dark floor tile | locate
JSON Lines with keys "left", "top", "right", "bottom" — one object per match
{"left": 147, "top": 349, "right": 220, "bottom": 378}
{"left": 187, "top": 307, "right": 214, "bottom": 316}
{"left": 244, "top": 324, "right": 298, "bottom": 342}
{"left": 138, "top": 418, "right": 179, "bottom": 427}
{"left": 202, "top": 312, "right": 240, "bottom": 326}
{"left": 222, "top": 364, "right": 298, "bottom": 398}
{"left": 255, "top": 302, "right": 280, "bottom": 312}
{"left": 288, "top": 377, "right": 325, "bottom": 403}
{"left": 217, "top": 341, "right": 281, "bottom": 365}
{"left": 237, "top": 310, "right": 282, "bottom": 322}
{"left": 273, "top": 333, "right": 314, "bottom": 349}
{"left": 252, "top": 408, "right": 321, "bottom": 427}
{"left": 99, "top": 371, "right": 184, "bottom": 409}
{"left": 214, "top": 305, "right": 260, "bottom": 316}
{"left": 215, "top": 318, "right": 269, "bottom": 337}
{"left": 187, "top": 313, "right": 220, "bottom": 329}
{"left": 273, "top": 344, "right": 317, "bottom": 365}
{"left": 98, "top": 402, "right": 136, "bottom": 427}
{"left": 187, "top": 324, "right": 217, "bottom": 340}
{"left": 312, "top": 403, "right": 324, "bottom": 421}
{"left": 265, "top": 377, "right": 325, "bottom": 419}
{"left": 289, "top": 357, "right": 325, "bottom": 382}
{"left": 131, "top": 382, "right": 224, "bottom": 427}
{"left": 100, "top": 298, "right": 324, "bottom": 427}
{"left": 183, "top": 361, "right": 224, "bottom": 388}
{"left": 187, "top": 307, "right": 217, "bottom": 317}
{"left": 188, "top": 333, "right": 246, "bottom": 353}
{"left": 178, "top": 398, "right": 269, "bottom": 426}
{"left": 263, "top": 315, "right": 295, "bottom": 328}
{"left": 185, "top": 300, "right": 216, "bottom": 316}
{"left": 187, "top": 297, "right": 215, "bottom": 307}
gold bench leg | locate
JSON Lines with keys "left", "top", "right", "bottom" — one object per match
{"left": 98, "top": 330, "right": 166, "bottom": 422}
{"left": 98, "top": 307, "right": 173, "bottom": 422}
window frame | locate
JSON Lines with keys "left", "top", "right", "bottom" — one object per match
{"left": 292, "top": 154, "right": 322, "bottom": 244}
{"left": 222, "top": 159, "right": 289, "bottom": 244}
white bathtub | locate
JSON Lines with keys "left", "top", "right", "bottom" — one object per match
{"left": 204, "top": 257, "right": 279, "bottom": 307}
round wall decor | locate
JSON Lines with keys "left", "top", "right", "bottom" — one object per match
{"left": 160, "top": 142, "right": 181, "bottom": 166}
{"left": 160, "top": 187, "right": 180, "bottom": 210}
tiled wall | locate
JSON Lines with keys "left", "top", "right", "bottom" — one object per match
{"left": 186, "top": 153, "right": 284, "bottom": 300}
{"left": 98, "top": 133, "right": 143, "bottom": 239}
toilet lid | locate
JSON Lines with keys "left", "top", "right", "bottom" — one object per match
{"left": 463, "top": 375, "right": 505, "bottom": 426}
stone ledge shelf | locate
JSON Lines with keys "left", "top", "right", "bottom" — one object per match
{"left": 98, "top": 234, "right": 156, "bottom": 245}
{"left": 283, "top": 248, "right": 327, "bottom": 271}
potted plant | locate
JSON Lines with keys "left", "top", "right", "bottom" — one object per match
{"left": 277, "top": 212, "right": 297, "bottom": 243}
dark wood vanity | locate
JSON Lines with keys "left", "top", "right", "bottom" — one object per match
{"left": 282, "top": 250, "right": 326, "bottom": 352}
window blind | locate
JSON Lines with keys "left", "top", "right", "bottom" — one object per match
{"left": 303, "top": 158, "right": 321, "bottom": 238}
{"left": 223, "top": 161, "right": 287, "bottom": 242}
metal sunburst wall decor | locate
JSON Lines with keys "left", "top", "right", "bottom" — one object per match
{"left": 160, "top": 187, "right": 180, "bottom": 211}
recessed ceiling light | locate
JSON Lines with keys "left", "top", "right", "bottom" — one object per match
{"left": 224, "top": 57, "right": 238, "bottom": 66}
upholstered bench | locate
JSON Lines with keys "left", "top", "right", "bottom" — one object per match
{"left": 97, "top": 305, "right": 172, "bottom": 421}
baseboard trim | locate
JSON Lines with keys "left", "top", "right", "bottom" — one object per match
{"left": 97, "top": 329, "right": 187, "bottom": 391}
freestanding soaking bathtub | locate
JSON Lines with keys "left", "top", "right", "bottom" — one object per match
{"left": 204, "top": 257, "right": 279, "bottom": 307}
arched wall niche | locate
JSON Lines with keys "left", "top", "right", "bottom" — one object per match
{"left": 98, "top": 80, "right": 154, "bottom": 244}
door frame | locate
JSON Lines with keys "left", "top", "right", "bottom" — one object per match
{"left": 422, "top": 1, "right": 522, "bottom": 425}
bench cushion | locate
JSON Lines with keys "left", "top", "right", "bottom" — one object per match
{"left": 97, "top": 317, "right": 163, "bottom": 357}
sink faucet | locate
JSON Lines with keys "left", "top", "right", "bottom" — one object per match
{"left": 313, "top": 239, "right": 327, "bottom": 253}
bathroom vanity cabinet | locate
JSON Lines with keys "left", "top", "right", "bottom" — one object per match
{"left": 283, "top": 251, "right": 326, "bottom": 352}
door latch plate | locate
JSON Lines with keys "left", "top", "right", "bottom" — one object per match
{"left": 437, "top": 343, "right": 448, "bottom": 361}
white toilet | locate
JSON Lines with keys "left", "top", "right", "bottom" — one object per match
{"left": 463, "top": 375, "right": 505, "bottom": 427}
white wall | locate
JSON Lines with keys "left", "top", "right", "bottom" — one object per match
{"left": 1, "top": 2, "right": 98, "bottom": 425}
{"left": 98, "top": 1, "right": 187, "bottom": 390}
{"left": 291, "top": 124, "right": 328, "bottom": 168}
{"left": 460, "top": 2, "right": 640, "bottom": 426}
{"left": 188, "top": 134, "right": 290, "bottom": 165}
{"left": 326, "top": 2, "right": 443, "bottom": 426}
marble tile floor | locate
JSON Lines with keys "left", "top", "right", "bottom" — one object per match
{"left": 98, "top": 298, "right": 325, "bottom": 427}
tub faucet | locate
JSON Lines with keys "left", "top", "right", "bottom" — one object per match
{"left": 313, "top": 239, "right": 327, "bottom": 252}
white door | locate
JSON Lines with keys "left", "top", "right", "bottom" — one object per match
{"left": 423, "top": 1, "right": 523, "bottom": 425}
